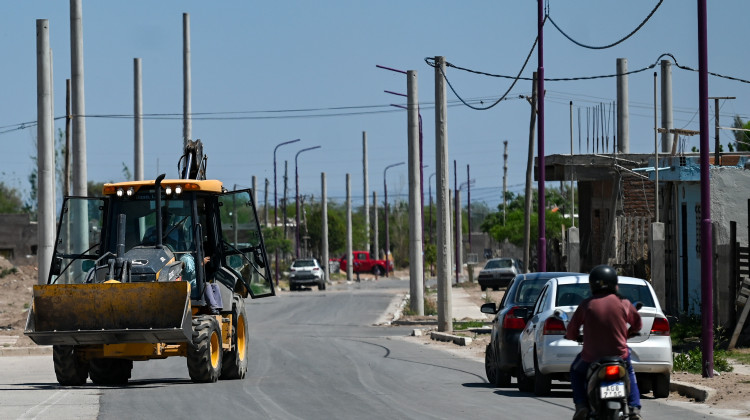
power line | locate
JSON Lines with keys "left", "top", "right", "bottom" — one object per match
{"left": 546, "top": 0, "right": 664, "bottom": 50}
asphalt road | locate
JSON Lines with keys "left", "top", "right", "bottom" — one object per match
{"left": 0, "top": 278, "right": 732, "bottom": 419}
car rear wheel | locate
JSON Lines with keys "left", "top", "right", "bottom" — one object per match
{"left": 318, "top": 281, "right": 326, "bottom": 290}
{"left": 480, "top": 285, "right": 487, "bottom": 291}
{"left": 516, "top": 357, "right": 535, "bottom": 392}
{"left": 484, "top": 344, "right": 511, "bottom": 387}
{"left": 652, "top": 372, "right": 670, "bottom": 398}
{"left": 533, "top": 352, "right": 552, "bottom": 396}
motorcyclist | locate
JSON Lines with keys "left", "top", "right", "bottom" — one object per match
{"left": 566, "top": 265, "right": 643, "bottom": 420}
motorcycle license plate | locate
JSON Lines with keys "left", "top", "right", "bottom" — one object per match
{"left": 600, "top": 381, "right": 626, "bottom": 399}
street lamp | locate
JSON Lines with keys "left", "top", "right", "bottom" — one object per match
{"left": 384, "top": 161, "right": 405, "bottom": 278}
{"left": 274, "top": 138, "right": 300, "bottom": 284}
{"left": 295, "top": 145, "right": 321, "bottom": 258}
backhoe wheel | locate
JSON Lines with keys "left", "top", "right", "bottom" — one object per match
{"left": 89, "top": 358, "right": 133, "bottom": 385}
{"left": 52, "top": 345, "right": 89, "bottom": 386}
{"left": 187, "top": 315, "right": 223, "bottom": 383}
{"left": 220, "top": 302, "right": 248, "bottom": 380}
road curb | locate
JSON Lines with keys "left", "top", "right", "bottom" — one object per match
{"left": 0, "top": 346, "right": 52, "bottom": 357}
{"left": 430, "top": 331, "right": 473, "bottom": 346}
{"left": 670, "top": 379, "right": 717, "bottom": 402}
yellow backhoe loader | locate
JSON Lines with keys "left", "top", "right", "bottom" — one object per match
{"left": 25, "top": 140, "right": 275, "bottom": 385}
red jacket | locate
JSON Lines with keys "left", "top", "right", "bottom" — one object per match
{"left": 565, "top": 292, "right": 642, "bottom": 363}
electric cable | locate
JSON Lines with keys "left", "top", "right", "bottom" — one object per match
{"left": 546, "top": 0, "right": 664, "bottom": 50}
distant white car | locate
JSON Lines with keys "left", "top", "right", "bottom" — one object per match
{"left": 477, "top": 258, "right": 521, "bottom": 291}
{"left": 518, "top": 275, "right": 672, "bottom": 398}
{"left": 289, "top": 258, "right": 326, "bottom": 291}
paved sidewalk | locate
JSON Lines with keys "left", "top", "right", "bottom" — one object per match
{"left": 451, "top": 286, "right": 487, "bottom": 321}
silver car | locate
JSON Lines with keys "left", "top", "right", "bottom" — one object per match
{"left": 477, "top": 258, "right": 521, "bottom": 291}
{"left": 518, "top": 275, "right": 672, "bottom": 398}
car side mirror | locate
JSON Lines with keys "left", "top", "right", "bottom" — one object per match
{"left": 480, "top": 302, "right": 498, "bottom": 314}
{"left": 50, "top": 256, "right": 63, "bottom": 276}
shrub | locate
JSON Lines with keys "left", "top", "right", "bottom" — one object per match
{"left": 673, "top": 346, "right": 733, "bottom": 374}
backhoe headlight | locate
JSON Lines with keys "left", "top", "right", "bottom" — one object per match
{"left": 116, "top": 188, "right": 124, "bottom": 197}
{"left": 165, "top": 186, "right": 173, "bottom": 195}
{"left": 174, "top": 185, "right": 183, "bottom": 195}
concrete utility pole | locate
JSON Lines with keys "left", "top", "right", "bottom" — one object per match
{"left": 616, "top": 58, "right": 630, "bottom": 153}
{"left": 455, "top": 188, "right": 462, "bottom": 284}
{"left": 70, "top": 0, "right": 87, "bottom": 196}
{"left": 523, "top": 73, "right": 538, "bottom": 273}
{"left": 373, "top": 191, "right": 379, "bottom": 260}
{"left": 134, "top": 58, "right": 144, "bottom": 181}
{"left": 183, "top": 13, "right": 191, "bottom": 147}
{"left": 653, "top": 72, "right": 660, "bottom": 223}
{"left": 321, "top": 172, "right": 329, "bottom": 282}
{"left": 434, "top": 56, "right": 453, "bottom": 333}
{"left": 660, "top": 60, "right": 674, "bottom": 153}
{"left": 37, "top": 19, "right": 54, "bottom": 285}
{"left": 283, "top": 161, "right": 288, "bottom": 240}
{"left": 363, "top": 132, "right": 370, "bottom": 255}
{"left": 70, "top": 0, "right": 89, "bottom": 281}
{"left": 407, "top": 70, "right": 424, "bottom": 315}
{"left": 709, "top": 96, "right": 735, "bottom": 166}
{"left": 346, "top": 174, "right": 353, "bottom": 281}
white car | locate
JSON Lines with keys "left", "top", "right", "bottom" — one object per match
{"left": 518, "top": 275, "right": 672, "bottom": 398}
{"left": 289, "top": 258, "right": 326, "bottom": 291}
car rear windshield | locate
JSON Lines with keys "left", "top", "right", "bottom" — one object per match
{"left": 555, "top": 284, "right": 592, "bottom": 306}
{"left": 618, "top": 284, "right": 656, "bottom": 307}
{"left": 555, "top": 283, "right": 656, "bottom": 307}
{"left": 293, "top": 260, "right": 315, "bottom": 268}
{"left": 484, "top": 259, "right": 513, "bottom": 269}
{"left": 514, "top": 279, "right": 548, "bottom": 305}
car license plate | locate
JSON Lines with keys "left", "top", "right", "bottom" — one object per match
{"left": 600, "top": 381, "right": 625, "bottom": 399}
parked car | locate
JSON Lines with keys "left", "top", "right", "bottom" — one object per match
{"left": 289, "top": 258, "right": 326, "bottom": 291}
{"left": 481, "top": 272, "right": 581, "bottom": 387}
{"left": 518, "top": 275, "right": 672, "bottom": 397}
{"left": 335, "top": 251, "right": 393, "bottom": 276}
{"left": 477, "top": 258, "right": 521, "bottom": 291}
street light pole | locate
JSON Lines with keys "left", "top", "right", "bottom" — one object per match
{"left": 295, "top": 145, "right": 321, "bottom": 258}
{"left": 384, "top": 161, "right": 405, "bottom": 278}
{"left": 273, "top": 138, "right": 300, "bottom": 283}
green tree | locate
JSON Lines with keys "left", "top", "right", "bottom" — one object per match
{"left": 0, "top": 182, "right": 25, "bottom": 213}
{"left": 732, "top": 115, "right": 750, "bottom": 152}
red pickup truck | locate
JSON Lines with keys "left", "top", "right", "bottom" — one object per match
{"left": 336, "top": 251, "right": 393, "bottom": 276}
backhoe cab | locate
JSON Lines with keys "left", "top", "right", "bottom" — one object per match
{"left": 25, "top": 140, "right": 275, "bottom": 385}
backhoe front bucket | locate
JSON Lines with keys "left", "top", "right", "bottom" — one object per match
{"left": 25, "top": 281, "right": 192, "bottom": 346}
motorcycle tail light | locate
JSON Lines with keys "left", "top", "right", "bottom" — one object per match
{"left": 542, "top": 317, "right": 566, "bottom": 335}
{"left": 651, "top": 317, "right": 670, "bottom": 336}
{"left": 502, "top": 306, "right": 526, "bottom": 330}
{"left": 601, "top": 365, "right": 625, "bottom": 381}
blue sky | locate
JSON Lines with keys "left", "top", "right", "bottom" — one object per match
{"left": 1, "top": 1, "right": 747, "bottom": 210}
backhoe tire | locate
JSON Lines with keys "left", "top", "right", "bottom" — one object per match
{"left": 220, "top": 302, "right": 248, "bottom": 380}
{"left": 53, "top": 345, "right": 89, "bottom": 386}
{"left": 187, "top": 315, "right": 223, "bottom": 383}
{"left": 89, "top": 358, "right": 133, "bottom": 385}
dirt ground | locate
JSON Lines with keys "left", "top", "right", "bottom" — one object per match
{"left": 398, "top": 281, "right": 750, "bottom": 416}
{"left": 0, "top": 256, "right": 37, "bottom": 347}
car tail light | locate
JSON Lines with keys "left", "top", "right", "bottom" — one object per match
{"left": 600, "top": 365, "right": 625, "bottom": 381}
{"left": 313, "top": 267, "right": 319, "bottom": 271}
{"left": 651, "top": 317, "right": 670, "bottom": 336}
{"left": 502, "top": 306, "right": 527, "bottom": 330}
{"left": 542, "top": 317, "right": 566, "bottom": 335}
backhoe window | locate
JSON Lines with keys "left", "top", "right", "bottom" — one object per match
{"left": 51, "top": 197, "right": 104, "bottom": 284}
{"left": 218, "top": 189, "right": 274, "bottom": 298}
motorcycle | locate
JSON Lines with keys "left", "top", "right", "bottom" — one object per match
{"left": 584, "top": 356, "right": 631, "bottom": 420}
{"left": 554, "top": 303, "right": 642, "bottom": 420}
